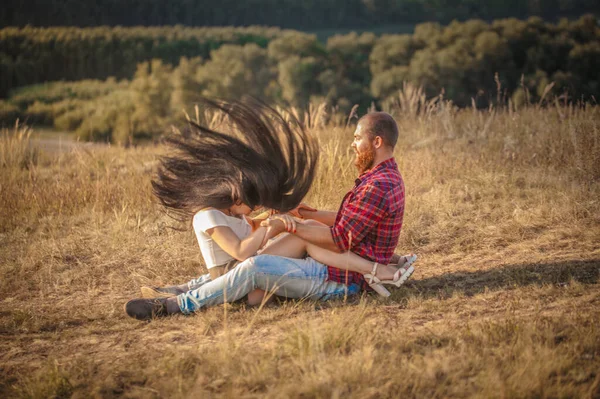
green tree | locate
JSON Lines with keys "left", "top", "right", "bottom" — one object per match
{"left": 130, "top": 59, "right": 173, "bottom": 139}
{"left": 412, "top": 22, "right": 443, "bottom": 49}
{"left": 370, "top": 65, "right": 410, "bottom": 100}
{"left": 369, "top": 34, "right": 416, "bottom": 76}
{"left": 568, "top": 42, "right": 600, "bottom": 97}
{"left": 170, "top": 56, "right": 204, "bottom": 116}
{"left": 196, "top": 44, "right": 274, "bottom": 100}
{"left": 267, "top": 32, "right": 326, "bottom": 62}
{"left": 269, "top": 32, "right": 328, "bottom": 107}
{"left": 325, "top": 32, "right": 376, "bottom": 110}
{"left": 277, "top": 56, "right": 322, "bottom": 107}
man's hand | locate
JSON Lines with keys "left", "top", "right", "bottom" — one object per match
{"left": 288, "top": 203, "right": 317, "bottom": 219}
{"left": 260, "top": 214, "right": 298, "bottom": 233}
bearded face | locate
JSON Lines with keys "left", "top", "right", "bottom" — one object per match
{"left": 354, "top": 141, "right": 375, "bottom": 173}
{"left": 351, "top": 122, "right": 378, "bottom": 174}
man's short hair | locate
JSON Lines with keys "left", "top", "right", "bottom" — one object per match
{"left": 360, "top": 112, "right": 399, "bottom": 148}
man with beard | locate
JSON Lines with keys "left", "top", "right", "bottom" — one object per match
{"left": 265, "top": 111, "right": 409, "bottom": 297}
{"left": 126, "top": 112, "right": 410, "bottom": 319}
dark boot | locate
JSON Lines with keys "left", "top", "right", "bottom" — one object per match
{"left": 140, "top": 284, "right": 188, "bottom": 298}
{"left": 124, "top": 297, "right": 181, "bottom": 320}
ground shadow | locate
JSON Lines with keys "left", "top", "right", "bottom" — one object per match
{"left": 402, "top": 259, "right": 600, "bottom": 300}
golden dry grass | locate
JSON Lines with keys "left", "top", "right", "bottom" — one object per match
{"left": 0, "top": 102, "right": 599, "bottom": 398}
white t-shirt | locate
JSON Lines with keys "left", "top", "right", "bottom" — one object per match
{"left": 192, "top": 209, "right": 252, "bottom": 269}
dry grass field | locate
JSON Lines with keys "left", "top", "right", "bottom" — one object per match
{"left": 1, "top": 99, "right": 599, "bottom": 398}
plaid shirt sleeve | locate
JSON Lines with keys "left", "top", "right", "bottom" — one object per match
{"left": 330, "top": 183, "right": 388, "bottom": 252}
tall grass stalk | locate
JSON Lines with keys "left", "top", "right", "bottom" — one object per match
{"left": 0, "top": 121, "right": 39, "bottom": 169}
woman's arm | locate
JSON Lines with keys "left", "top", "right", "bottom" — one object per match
{"left": 207, "top": 225, "right": 268, "bottom": 261}
{"left": 247, "top": 211, "right": 271, "bottom": 231}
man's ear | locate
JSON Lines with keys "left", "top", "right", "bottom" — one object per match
{"left": 374, "top": 136, "right": 384, "bottom": 149}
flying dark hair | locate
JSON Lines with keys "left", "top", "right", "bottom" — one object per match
{"left": 152, "top": 98, "right": 319, "bottom": 222}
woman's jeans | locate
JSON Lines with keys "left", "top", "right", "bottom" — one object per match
{"left": 177, "top": 255, "right": 361, "bottom": 314}
{"left": 185, "top": 259, "right": 239, "bottom": 290}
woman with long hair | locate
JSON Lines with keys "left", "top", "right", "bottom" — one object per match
{"left": 140, "top": 98, "right": 318, "bottom": 303}
{"left": 129, "top": 98, "right": 414, "bottom": 318}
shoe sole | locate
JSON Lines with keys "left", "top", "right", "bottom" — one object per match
{"left": 382, "top": 265, "right": 415, "bottom": 287}
{"left": 401, "top": 254, "right": 418, "bottom": 267}
{"left": 397, "top": 265, "right": 414, "bottom": 286}
{"left": 368, "top": 259, "right": 416, "bottom": 296}
{"left": 140, "top": 286, "right": 177, "bottom": 299}
{"left": 370, "top": 283, "right": 391, "bottom": 297}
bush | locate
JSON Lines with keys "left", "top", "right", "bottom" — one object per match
{"left": 23, "top": 101, "right": 55, "bottom": 125}
{"left": 8, "top": 79, "right": 124, "bottom": 108}
{"left": 54, "top": 108, "right": 87, "bottom": 131}
{"left": 0, "top": 100, "right": 21, "bottom": 126}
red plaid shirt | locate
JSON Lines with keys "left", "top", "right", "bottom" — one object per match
{"left": 327, "top": 157, "right": 405, "bottom": 290}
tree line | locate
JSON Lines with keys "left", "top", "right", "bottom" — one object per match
{"left": 1, "top": 0, "right": 598, "bottom": 29}
{"left": 0, "top": 26, "right": 284, "bottom": 97}
{"left": 1, "top": 15, "right": 598, "bottom": 143}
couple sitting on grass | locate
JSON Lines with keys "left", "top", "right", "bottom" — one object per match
{"left": 125, "top": 99, "right": 417, "bottom": 320}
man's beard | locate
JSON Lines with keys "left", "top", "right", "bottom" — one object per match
{"left": 354, "top": 145, "right": 375, "bottom": 173}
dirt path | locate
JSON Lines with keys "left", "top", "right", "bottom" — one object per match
{"left": 32, "top": 129, "right": 107, "bottom": 153}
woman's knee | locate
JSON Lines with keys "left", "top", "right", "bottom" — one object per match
{"left": 236, "top": 254, "right": 278, "bottom": 277}
{"left": 235, "top": 257, "right": 257, "bottom": 274}
{"left": 236, "top": 256, "right": 272, "bottom": 278}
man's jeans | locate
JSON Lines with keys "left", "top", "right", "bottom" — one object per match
{"left": 177, "top": 255, "right": 361, "bottom": 314}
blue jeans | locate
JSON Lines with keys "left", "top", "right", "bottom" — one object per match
{"left": 185, "top": 259, "right": 239, "bottom": 290}
{"left": 177, "top": 255, "right": 361, "bottom": 314}
{"left": 186, "top": 273, "right": 212, "bottom": 290}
